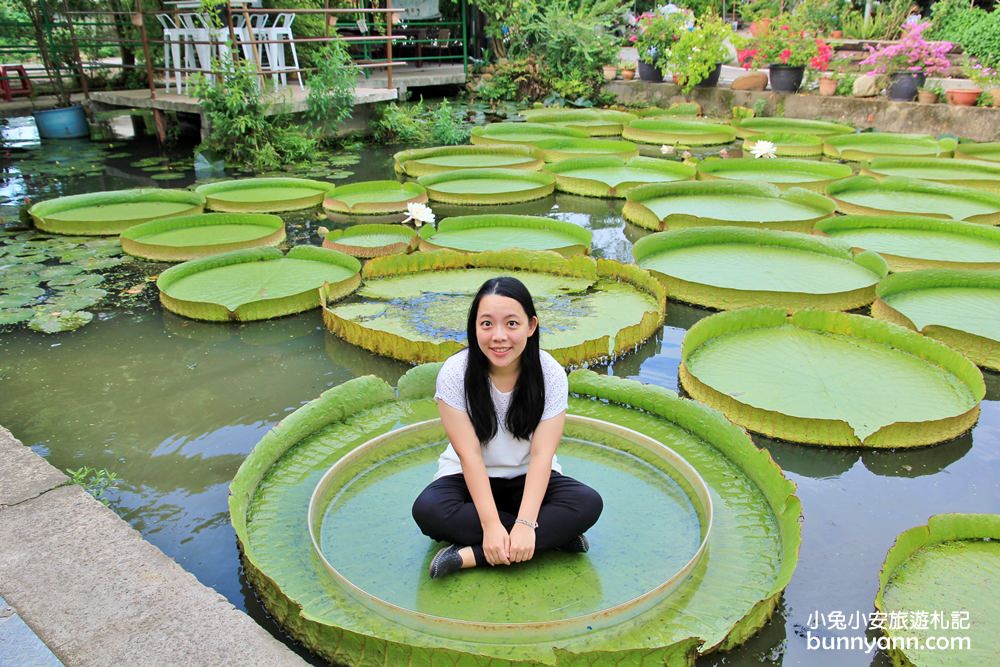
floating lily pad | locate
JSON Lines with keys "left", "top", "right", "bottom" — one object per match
{"left": 743, "top": 133, "right": 824, "bottom": 158}
{"left": 0, "top": 269, "right": 44, "bottom": 290}
{"left": 43, "top": 287, "right": 108, "bottom": 312}
{"left": 732, "top": 117, "right": 854, "bottom": 138}
{"left": 38, "top": 265, "right": 84, "bottom": 282}
{"left": 815, "top": 215, "right": 1000, "bottom": 271}
{"left": 954, "top": 141, "right": 1000, "bottom": 163}
{"left": 533, "top": 137, "right": 640, "bottom": 162}
{"left": 417, "top": 215, "right": 592, "bottom": 255}
{"left": 157, "top": 246, "right": 361, "bottom": 322}
{"left": 322, "top": 224, "right": 418, "bottom": 258}
{"left": 470, "top": 122, "right": 589, "bottom": 146}
{"left": 195, "top": 178, "right": 333, "bottom": 213}
{"left": 417, "top": 169, "right": 556, "bottom": 206}
{"left": 823, "top": 134, "right": 957, "bottom": 161}
{"left": 150, "top": 171, "right": 188, "bottom": 181}
{"left": 27, "top": 309, "right": 94, "bottom": 333}
{"left": 872, "top": 270, "right": 1000, "bottom": 370}
{"left": 624, "top": 181, "right": 836, "bottom": 232}
{"left": 623, "top": 119, "right": 738, "bottom": 146}
{"left": 861, "top": 157, "right": 1000, "bottom": 192}
{"left": 520, "top": 108, "right": 639, "bottom": 136}
{"left": 875, "top": 514, "right": 999, "bottom": 667}
{"left": 542, "top": 156, "right": 694, "bottom": 198}
{"left": 230, "top": 368, "right": 799, "bottom": 665}
{"left": 633, "top": 103, "right": 701, "bottom": 117}
{"left": 120, "top": 213, "right": 286, "bottom": 262}
{"left": 130, "top": 156, "right": 168, "bottom": 168}
{"left": 327, "top": 154, "right": 361, "bottom": 167}
{"left": 48, "top": 273, "right": 105, "bottom": 289}
{"left": 28, "top": 188, "right": 206, "bottom": 236}
{"left": 70, "top": 256, "right": 126, "bottom": 271}
{"left": 393, "top": 145, "right": 544, "bottom": 177}
{"left": 322, "top": 181, "right": 428, "bottom": 215}
{"left": 324, "top": 250, "right": 665, "bottom": 366}
{"left": 634, "top": 226, "right": 888, "bottom": 311}
{"left": 826, "top": 176, "right": 1000, "bottom": 224}
{"left": 0, "top": 287, "right": 44, "bottom": 308}
{"left": 697, "top": 157, "right": 853, "bottom": 192}
{"left": 0, "top": 308, "right": 33, "bottom": 325}
{"left": 679, "top": 308, "right": 985, "bottom": 447}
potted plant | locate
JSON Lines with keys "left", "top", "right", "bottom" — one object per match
{"left": 858, "top": 21, "right": 952, "bottom": 102}
{"left": 619, "top": 60, "right": 637, "bottom": 81}
{"left": 818, "top": 73, "right": 837, "bottom": 96}
{"left": 602, "top": 64, "right": 619, "bottom": 82}
{"left": 966, "top": 58, "right": 1000, "bottom": 108}
{"left": 737, "top": 17, "right": 833, "bottom": 93}
{"left": 629, "top": 9, "right": 691, "bottom": 82}
{"left": 669, "top": 15, "right": 739, "bottom": 93}
{"left": 945, "top": 88, "right": 982, "bottom": 106}
{"left": 916, "top": 85, "right": 940, "bottom": 104}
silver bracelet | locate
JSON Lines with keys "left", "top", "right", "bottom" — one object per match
{"left": 515, "top": 518, "right": 538, "bottom": 530}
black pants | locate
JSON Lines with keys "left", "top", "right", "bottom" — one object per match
{"left": 412, "top": 472, "right": 603, "bottom": 566}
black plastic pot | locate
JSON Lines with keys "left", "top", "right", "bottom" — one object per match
{"left": 768, "top": 64, "right": 805, "bottom": 93}
{"left": 695, "top": 63, "right": 723, "bottom": 88}
{"left": 638, "top": 61, "right": 664, "bottom": 83}
{"left": 887, "top": 72, "right": 925, "bottom": 101}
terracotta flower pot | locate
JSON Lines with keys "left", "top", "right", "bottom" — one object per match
{"left": 830, "top": 30, "right": 843, "bottom": 38}
{"left": 946, "top": 88, "right": 982, "bottom": 106}
{"left": 621, "top": 69, "right": 636, "bottom": 81}
{"left": 917, "top": 90, "right": 937, "bottom": 104}
{"left": 602, "top": 66, "right": 618, "bottom": 82}
{"left": 818, "top": 77, "right": 837, "bottom": 96}
{"left": 990, "top": 87, "right": 1000, "bottom": 107}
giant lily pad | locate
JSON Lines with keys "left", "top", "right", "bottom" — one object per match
{"left": 954, "top": 141, "right": 1000, "bottom": 163}
{"left": 826, "top": 176, "right": 1000, "bottom": 224}
{"left": 322, "top": 181, "right": 428, "bottom": 215}
{"left": 633, "top": 103, "right": 702, "bottom": 117}
{"left": 230, "top": 367, "right": 800, "bottom": 665}
{"left": 623, "top": 181, "right": 836, "bottom": 232}
{"left": 861, "top": 157, "right": 1000, "bottom": 192}
{"left": 743, "top": 133, "right": 824, "bottom": 158}
{"left": 417, "top": 169, "right": 556, "bottom": 205}
{"left": 417, "top": 215, "right": 591, "bottom": 255}
{"left": 634, "top": 226, "right": 888, "bottom": 311}
{"left": 875, "top": 514, "right": 999, "bottom": 667}
{"left": 195, "top": 178, "right": 333, "bottom": 213}
{"left": 697, "top": 157, "right": 853, "bottom": 192}
{"left": 28, "top": 188, "right": 206, "bottom": 236}
{"left": 544, "top": 156, "right": 695, "bottom": 198}
{"left": 679, "top": 308, "right": 985, "bottom": 447}
{"left": 732, "top": 117, "right": 854, "bottom": 139}
{"left": 322, "top": 224, "right": 418, "bottom": 258}
{"left": 157, "top": 246, "right": 361, "bottom": 322}
{"left": 823, "top": 134, "right": 957, "bottom": 161}
{"left": 27, "top": 309, "right": 94, "bottom": 333}
{"left": 323, "top": 250, "right": 665, "bottom": 366}
{"left": 469, "top": 122, "right": 588, "bottom": 146}
{"left": 120, "top": 213, "right": 286, "bottom": 262}
{"left": 533, "top": 138, "right": 640, "bottom": 162}
{"left": 871, "top": 269, "right": 1000, "bottom": 371}
{"left": 393, "top": 145, "right": 544, "bottom": 177}
{"left": 520, "top": 108, "right": 639, "bottom": 136}
{"left": 815, "top": 215, "right": 1000, "bottom": 271}
{"left": 622, "top": 119, "right": 738, "bottom": 147}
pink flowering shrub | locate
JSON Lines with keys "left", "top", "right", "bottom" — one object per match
{"left": 859, "top": 22, "right": 952, "bottom": 77}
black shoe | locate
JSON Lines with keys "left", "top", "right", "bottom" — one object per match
{"left": 557, "top": 534, "right": 590, "bottom": 553}
{"left": 429, "top": 544, "right": 464, "bottom": 579}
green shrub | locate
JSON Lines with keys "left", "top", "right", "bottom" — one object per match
{"left": 929, "top": 0, "right": 1000, "bottom": 68}
{"left": 306, "top": 39, "right": 360, "bottom": 134}
{"left": 430, "top": 99, "right": 470, "bottom": 145}
{"left": 371, "top": 101, "right": 430, "bottom": 144}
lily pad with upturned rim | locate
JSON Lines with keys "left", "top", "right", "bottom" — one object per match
{"left": 28, "top": 188, "right": 206, "bottom": 236}
{"left": 732, "top": 117, "right": 854, "bottom": 139}
{"left": 954, "top": 141, "right": 1000, "bottom": 163}
{"left": 544, "top": 156, "right": 695, "bottom": 197}
{"left": 322, "top": 180, "right": 428, "bottom": 216}
{"left": 875, "top": 514, "right": 1000, "bottom": 667}
{"left": 623, "top": 180, "right": 836, "bottom": 232}
{"left": 633, "top": 226, "right": 888, "bottom": 312}
{"left": 697, "top": 157, "right": 853, "bottom": 192}
{"left": 622, "top": 119, "right": 738, "bottom": 146}
{"left": 417, "top": 215, "right": 591, "bottom": 255}
{"left": 742, "top": 133, "right": 824, "bottom": 158}
{"left": 195, "top": 177, "right": 333, "bottom": 213}
{"left": 157, "top": 246, "right": 361, "bottom": 322}
{"left": 322, "top": 224, "right": 418, "bottom": 258}
{"left": 814, "top": 215, "right": 1000, "bottom": 271}
{"left": 679, "top": 307, "right": 985, "bottom": 447}
{"left": 861, "top": 157, "right": 1000, "bottom": 192}
{"left": 392, "top": 145, "right": 544, "bottom": 177}
{"left": 533, "top": 137, "right": 640, "bottom": 162}
{"left": 871, "top": 269, "right": 1000, "bottom": 370}
{"left": 119, "top": 213, "right": 286, "bottom": 262}
{"left": 469, "top": 122, "right": 588, "bottom": 146}
{"left": 823, "top": 134, "right": 957, "bottom": 161}
{"left": 417, "top": 169, "right": 556, "bottom": 206}
{"left": 826, "top": 176, "right": 1000, "bottom": 225}
{"left": 519, "top": 108, "right": 640, "bottom": 136}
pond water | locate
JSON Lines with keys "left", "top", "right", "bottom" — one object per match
{"left": 1, "top": 117, "right": 998, "bottom": 666}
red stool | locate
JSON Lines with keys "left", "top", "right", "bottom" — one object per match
{"left": 1, "top": 65, "right": 33, "bottom": 102}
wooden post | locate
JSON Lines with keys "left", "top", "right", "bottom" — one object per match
{"left": 60, "top": 0, "right": 90, "bottom": 100}
{"left": 135, "top": 2, "right": 158, "bottom": 99}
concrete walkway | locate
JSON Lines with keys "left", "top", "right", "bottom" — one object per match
{"left": 0, "top": 426, "right": 306, "bottom": 667}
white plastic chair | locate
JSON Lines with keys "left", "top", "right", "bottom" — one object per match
{"left": 177, "top": 13, "right": 215, "bottom": 86}
{"left": 257, "top": 12, "right": 302, "bottom": 89}
{"left": 155, "top": 14, "right": 185, "bottom": 93}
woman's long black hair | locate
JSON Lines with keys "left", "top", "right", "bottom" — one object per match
{"left": 464, "top": 277, "right": 545, "bottom": 445}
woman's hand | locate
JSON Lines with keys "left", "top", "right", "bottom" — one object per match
{"left": 482, "top": 520, "right": 511, "bottom": 566}
{"left": 509, "top": 523, "right": 536, "bottom": 563}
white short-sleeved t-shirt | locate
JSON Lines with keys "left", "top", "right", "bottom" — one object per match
{"left": 433, "top": 348, "right": 569, "bottom": 479}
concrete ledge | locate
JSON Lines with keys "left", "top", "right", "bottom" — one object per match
{"left": 607, "top": 81, "right": 1000, "bottom": 142}
{"left": 0, "top": 427, "right": 305, "bottom": 667}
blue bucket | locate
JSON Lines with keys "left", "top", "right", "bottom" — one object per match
{"left": 33, "top": 105, "right": 89, "bottom": 140}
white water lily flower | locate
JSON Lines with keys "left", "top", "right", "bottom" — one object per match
{"left": 751, "top": 140, "right": 778, "bottom": 159}
{"left": 660, "top": 144, "right": 676, "bottom": 155}
{"left": 317, "top": 226, "right": 330, "bottom": 238}
{"left": 681, "top": 150, "right": 693, "bottom": 160}
{"left": 719, "top": 148, "right": 730, "bottom": 158}
{"left": 403, "top": 201, "right": 435, "bottom": 228}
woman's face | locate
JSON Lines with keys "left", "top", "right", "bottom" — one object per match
{"left": 475, "top": 294, "right": 538, "bottom": 371}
